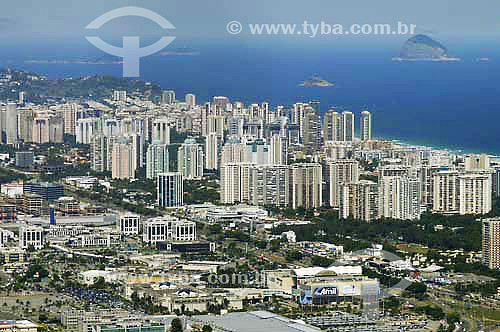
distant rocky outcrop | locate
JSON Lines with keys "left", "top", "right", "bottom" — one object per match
{"left": 394, "top": 34, "right": 460, "bottom": 61}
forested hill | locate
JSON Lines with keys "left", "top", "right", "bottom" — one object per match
{"left": 0, "top": 68, "right": 162, "bottom": 102}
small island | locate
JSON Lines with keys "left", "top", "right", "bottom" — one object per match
{"left": 24, "top": 55, "right": 122, "bottom": 65}
{"left": 392, "top": 34, "right": 461, "bottom": 62}
{"left": 159, "top": 47, "right": 200, "bottom": 56}
{"left": 299, "top": 75, "right": 334, "bottom": 87}
{"left": 477, "top": 57, "right": 492, "bottom": 62}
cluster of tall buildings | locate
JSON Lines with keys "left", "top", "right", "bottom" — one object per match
{"left": 86, "top": 92, "right": 496, "bottom": 222}
{"left": 339, "top": 155, "right": 494, "bottom": 222}
{"left": 13, "top": 89, "right": 498, "bottom": 226}
{"left": 0, "top": 103, "right": 66, "bottom": 145}
{"left": 221, "top": 163, "right": 322, "bottom": 209}
{"left": 323, "top": 110, "right": 371, "bottom": 143}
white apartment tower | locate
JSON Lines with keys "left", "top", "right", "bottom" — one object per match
{"left": 323, "top": 110, "right": 341, "bottom": 142}
{"left": 483, "top": 218, "right": 500, "bottom": 269}
{"left": 340, "top": 180, "right": 379, "bottom": 222}
{"left": 146, "top": 143, "right": 169, "bottom": 180}
{"left": 465, "top": 154, "right": 490, "bottom": 171}
{"left": 178, "top": 138, "right": 204, "bottom": 180}
{"left": 111, "top": 141, "right": 136, "bottom": 179}
{"left": 17, "top": 109, "right": 34, "bottom": 143}
{"left": 290, "top": 163, "right": 322, "bottom": 209}
{"left": 248, "top": 165, "right": 290, "bottom": 207}
{"left": 220, "top": 163, "right": 253, "bottom": 204}
{"left": 152, "top": 118, "right": 171, "bottom": 145}
{"left": 207, "top": 115, "right": 225, "bottom": 139}
{"left": 328, "top": 159, "right": 360, "bottom": 208}
{"left": 459, "top": 173, "right": 492, "bottom": 215}
{"left": 5, "top": 103, "right": 17, "bottom": 144}
{"left": 378, "top": 176, "right": 421, "bottom": 220}
{"left": 360, "top": 111, "right": 372, "bottom": 141}
{"left": 432, "top": 170, "right": 460, "bottom": 214}
{"left": 205, "top": 133, "right": 219, "bottom": 170}
{"left": 62, "top": 104, "right": 78, "bottom": 135}
{"left": 76, "top": 118, "right": 98, "bottom": 144}
{"left": 342, "top": 111, "right": 355, "bottom": 142}
{"left": 185, "top": 94, "right": 196, "bottom": 107}
{"left": 161, "top": 90, "right": 176, "bottom": 105}
{"left": 270, "top": 134, "right": 287, "bottom": 165}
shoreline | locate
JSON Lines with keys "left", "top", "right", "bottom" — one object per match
{"left": 376, "top": 136, "right": 500, "bottom": 158}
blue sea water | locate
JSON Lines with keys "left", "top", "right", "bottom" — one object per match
{"left": 4, "top": 41, "right": 500, "bottom": 155}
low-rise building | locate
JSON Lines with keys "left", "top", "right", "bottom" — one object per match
{"left": 19, "top": 225, "right": 44, "bottom": 249}
{"left": 119, "top": 214, "right": 140, "bottom": 236}
{"left": 0, "top": 320, "right": 38, "bottom": 332}
{"left": 142, "top": 217, "right": 196, "bottom": 245}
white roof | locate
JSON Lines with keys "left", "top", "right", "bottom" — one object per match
{"left": 293, "top": 266, "right": 362, "bottom": 277}
{"left": 419, "top": 264, "right": 444, "bottom": 273}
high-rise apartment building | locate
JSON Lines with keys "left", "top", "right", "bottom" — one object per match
{"left": 185, "top": 93, "right": 196, "bottom": 107}
{"left": 146, "top": 143, "right": 169, "bottom": 180}
{"left": 323, "top": 110, "right": 341, "bottom": 143}
{"left": 492, "top": 166, "right": 500, "bottom": 197}
{"left": 178, "top": 138, "right": 204, "bottom": 180}
{"left": 5, "top": 103, "right": 17, "bottom": 144}
{"left": 32, "top": 113, "right": 64, "bottom": 144}
{"left": 303, "top": 109, "right": 321, "bottom": 150}
{"left": 432, "top": 170, "right": 460, "bottom": 214}
{"left": 207, "top": 115, "right": 225, "bottom": 139}
{"left": 378, "top": 176, "right": 421, "bottom": 220}
{"left": 248, "top": 165, "right": 290, "bottom": 207}
{"left": 360, "top": 111, "right": 372, "bottom": 141}
{"left": 420, "top": 165, "right": 443, "bottom": 208}
{"left": 91, "top": 134, "right": 112, "bottom": 172}
{"left": 220, "top": 163, "right": 253, "bottom": 204}
{"left": 161, "top": 90, "right": 176, "bottom": 105}
{"left": 152, "top": 118, "right": 170, "bottom": 145}
{"left": 341, "top": 111, "right": 355, "bottom": 142}
{"left": 459, "top": 173, "right": 492, "bottom": 215}
{"left": 269, "top": 134, "right": 287, "bottom": 165}
{"left": 482, "top": 218, "right": 500, "bottom": 269}
{"left": 157, "top": 172, "right": 184, "bottom": 207}
{"left": 19, "top": 91, "right": 26, "bottom": 105}
{"left": 76, "top": 118, "right": 98, "bottom": 144}
{"left": 113, "top": 90, "right": 127, "bottom": 102}
{"left": 339, "top": 180, "right": 379, "bottom": 222}
{"left": 205, "top": 133, "right": 219, "bottom": 170}
{"left": 111, "top": 140, "right": 136, "bottom": 179}
{"left": 62, "top": 105, "right": 78, "bottom": 136}
{"left": 328, "top": 159, "right": 360, "bottom": 208}
{"left": 465, "top": 154, "right": 490, "bottom": 171}
{"left": 290, "top": 163, "right": 322, "bottom": 209}
{"left": 17, "top": 109, "right": 34, "bottom": 143}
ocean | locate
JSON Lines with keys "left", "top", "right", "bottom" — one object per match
{"left": 4, "top": 41, "right": 500, "bottom": 155}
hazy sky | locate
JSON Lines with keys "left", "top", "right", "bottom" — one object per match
{"left": 1, "top": 0, "right": 499, "bottom": 48}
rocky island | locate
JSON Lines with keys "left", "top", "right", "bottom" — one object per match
{"left": 299, "top": 75, "right": 334, "bottom": 87}
{"left": 393, "top": 34, "right": 461, "bottom": 62}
